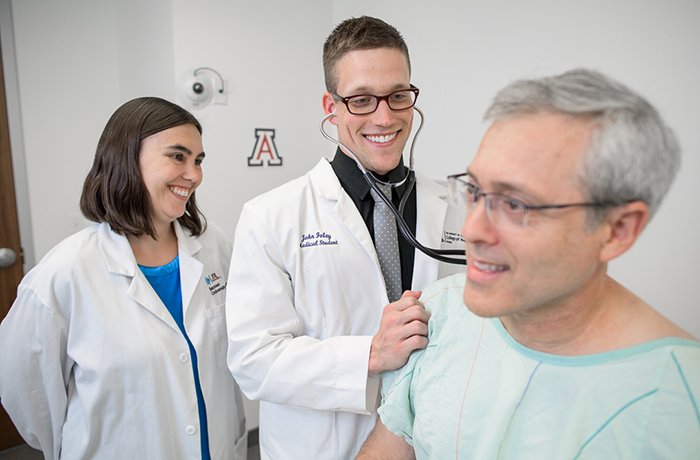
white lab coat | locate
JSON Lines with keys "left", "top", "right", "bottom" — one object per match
{"left": 0, "top": 221, "right": 247, "bottom": 460}
{"left": 226, "top": 159, "right": 464, "bottom": 460}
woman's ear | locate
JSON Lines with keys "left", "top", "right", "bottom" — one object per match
{"left": 599, "top": 201, "right": 650, "bottom": 262}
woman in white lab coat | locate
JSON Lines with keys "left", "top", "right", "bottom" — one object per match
{"left": 0, "top": 97, "right": 247, "bottom": 459}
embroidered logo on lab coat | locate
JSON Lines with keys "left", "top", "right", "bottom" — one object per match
{"left": 441, "top": 230, "right": 465, "bottom": 244}
{"left": 300, "top": 232, "right": 339, "bottom": 248}
{"left": 204, "top": 272, "right": 226, "bottom": 295}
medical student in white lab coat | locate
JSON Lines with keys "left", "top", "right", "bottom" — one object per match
{"left": 226, "top": 16, "right": 464, "bottom": 460}
{"left": 0, "top": 97, "right": 247, "bottom": 459}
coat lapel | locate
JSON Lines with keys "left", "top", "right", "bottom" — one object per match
{"left": 309, "top": 159, "right": 379, "bottom": 266}
{"left": 97, "top": 222, "right": 180, "bottom": 332}
{"left": 174, "top": 221, "right": 203, "bottom": 319}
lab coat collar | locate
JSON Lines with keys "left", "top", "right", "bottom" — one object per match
{"left": 310, "top": 159, "right": 345, "bottom": 200}
{"left": 173, "top": 220, "right": 202, "bottom": 258}
{"left": 97, "top": 221, "right": 201, "bottom": 275}
{"left": 97, "top": 222, "right": 137, "bottom": 276}
{"left": 412, "top": 172, "right": 449, "bottom": 287}
{"left": 415, "top": 170, "right": 449, "bottom": 200}
{"left": 174, "top": 222, "right": 203, "bottom": 319}
{"left": 310, "top": 159, "right": 383, "bottom": 282}
{"left": 309, "top": 159, "right": 452, "bottom": 297}
{"left": 97, "top": 221, "right": 203, "bottom": 330}
{"left": 96, "top": 223, "right": 173, "bottom": 330}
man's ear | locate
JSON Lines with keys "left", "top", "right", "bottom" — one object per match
{"left": 322, "top": 92, "right": 338, "bottom": 125}
{"left": 599, "top": 201, "right": 650, "bottom": 262}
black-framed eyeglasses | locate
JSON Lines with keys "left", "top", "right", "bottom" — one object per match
{"left": 332, "top": 84, "right": 420, "bottom": 115}
{"left": 447, "top": 172, "right": 626, "bottom": 228}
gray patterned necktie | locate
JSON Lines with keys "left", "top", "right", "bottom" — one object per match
{"left": 370, "top": 182, "right": 402, "bottom": 302}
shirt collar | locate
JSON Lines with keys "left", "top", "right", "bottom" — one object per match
{"left": 330, "top": 148, "right": 409, "bottom": 201}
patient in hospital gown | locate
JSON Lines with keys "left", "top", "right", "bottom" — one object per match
{"left": 357, "top": 68, "right": 700, "bottom": 459}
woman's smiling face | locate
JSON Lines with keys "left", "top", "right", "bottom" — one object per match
{"left": 138, "top": 123, "right": 204, "bottom": 232}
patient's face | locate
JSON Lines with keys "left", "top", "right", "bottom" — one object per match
{"left": 460, "top": 112, "right": 607, "bottom": 321}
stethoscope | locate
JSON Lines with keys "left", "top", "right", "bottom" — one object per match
{"left": 320, "top": 106, "right": 466, "bottom": 265}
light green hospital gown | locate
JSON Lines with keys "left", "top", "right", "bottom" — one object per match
{"left": 379, "top": 274, "right": 700, "bottom": 459}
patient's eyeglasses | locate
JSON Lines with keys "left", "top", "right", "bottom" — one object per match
{"left": 447, "top": 172, "right": 624, "bottom": 228}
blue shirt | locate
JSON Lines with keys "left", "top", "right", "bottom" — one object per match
{"left": 140, "top": 256, "right": 211, "bottom": 460}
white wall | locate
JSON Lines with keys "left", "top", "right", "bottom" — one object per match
{"left": 4, "top": 0, "right": 700, "bottom": 429}
{"left": 8, "top": 0, "right": 177, "bottom": 253}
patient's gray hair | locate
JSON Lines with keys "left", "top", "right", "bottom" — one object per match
{"left": 484, "top": 68, "right": 680, "bottom": 221}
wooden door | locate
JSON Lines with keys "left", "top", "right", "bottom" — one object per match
{"left": 0, "top": 34, "right": 26, "bottom": 449}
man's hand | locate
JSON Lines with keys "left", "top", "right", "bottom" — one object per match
{"left": 368, "top": 290, "right": 429, "bottom": 375}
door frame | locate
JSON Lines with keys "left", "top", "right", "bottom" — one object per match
{"left": 1, "top": 0, "right": 34, "bottom": 272}
{"left": 1, "top": 0, "right": 34, "bottom": 450}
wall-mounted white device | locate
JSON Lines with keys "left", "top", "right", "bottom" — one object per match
{"left": 178, "top": 67, "right": 227, "bottom": 109}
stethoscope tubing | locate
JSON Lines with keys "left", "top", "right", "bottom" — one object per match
{"left": 320, "top": 107, "right": 466, "bottom": 265}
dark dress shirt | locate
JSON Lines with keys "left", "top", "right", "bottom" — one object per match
{"left": 330, "top": 149, "right": 417, "bottom": 292}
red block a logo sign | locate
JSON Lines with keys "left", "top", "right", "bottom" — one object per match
{"left": 248, "top": 128, "right": 283, "bottom": 167}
